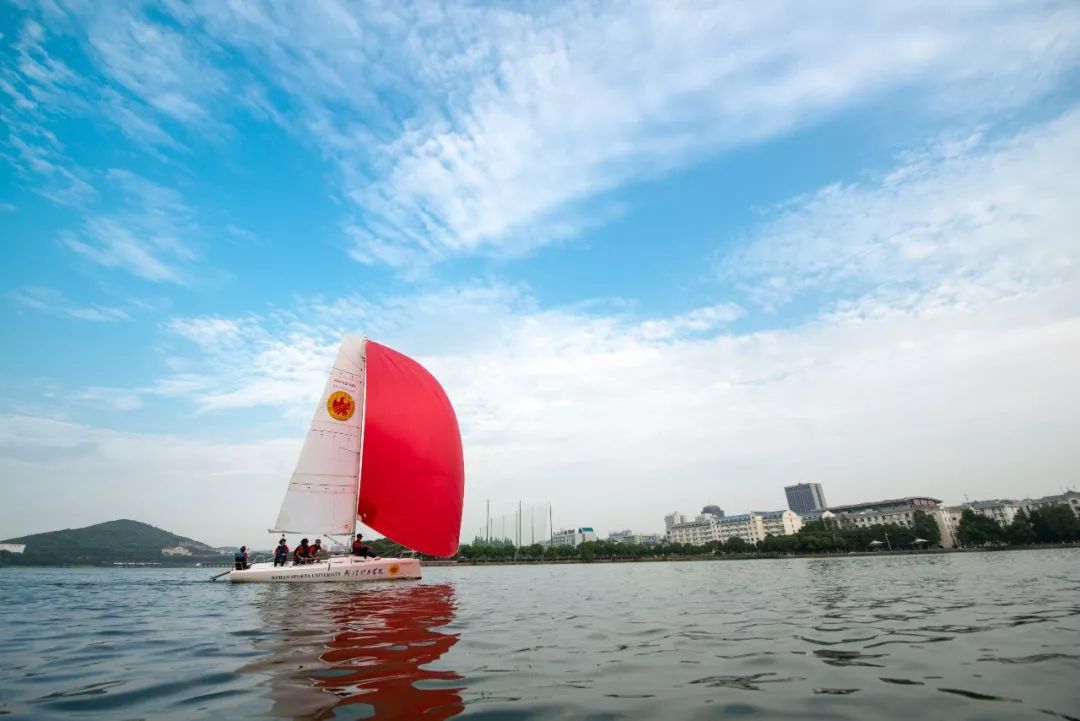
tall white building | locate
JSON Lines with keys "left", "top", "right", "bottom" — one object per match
{"left": 785, "top": 483, "right": 827, "bottom": 515}
{"left": 664, "top": 511, "right": 688, "bottom": 531}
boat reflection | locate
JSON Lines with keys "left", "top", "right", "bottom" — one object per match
{"left": 307, "top": 582, "right": 463, "bottom": 720}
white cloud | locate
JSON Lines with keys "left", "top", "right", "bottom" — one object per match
{"left": 4, "top": 4, "right": 1077, "bottom": 544}
{"left": 62, "top": 169, "right": 199, "bottom": 283}
{"left": 161, "top": 313, "right": 340, "bottom": 415}
{"left": 635, "top": 303, "right": 744, "bottom": 341}
{"left": 722, "top": 111, "right": 1080, "bottom": 311}
{"left": 9, "top": 286, "right": 131, "bottom": 322}
{"left": 52, "top": 263, "right": 1080, "bottom": 541}
{"left": 0, "top": 19, "right": 97, "bottom": 206}
{"left": 131, "top": 110, "right": 1080, "bottom": 539}
{"left": 9, "top": 2, "right": 1079, "bottom": 265}
{"left": 0, "top": 413, "right": 297, "bottom": 547}
{"left": 72, "top": 387, "right": 144, "bottom": 412}
{"left": 177, "top": 0, "right": 1080, "bottom": 264}
{"left": 80, "top": 11, "right": 227, "bottom": 128}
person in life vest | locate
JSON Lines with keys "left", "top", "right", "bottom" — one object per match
{"left": 351, "top": 533, "right": 377, "bottom": 558}
{"left": 234, "top": 546, "right": 250, "bottom": 570}
{"left": 273, "top": 538, "right": 289, "bottom": 567}
{"left": 308, "top": 538, "right": 324, "bottom": 561}
{"left": 292, "top": 538, "right": 311, "bottom": 565}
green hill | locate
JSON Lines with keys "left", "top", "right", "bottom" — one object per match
{"left": 1, "top": 519, "right": 231, "bottom": 566}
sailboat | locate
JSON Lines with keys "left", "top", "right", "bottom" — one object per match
{"left": 229, "top": 337, "right": 464, "bottom": 583}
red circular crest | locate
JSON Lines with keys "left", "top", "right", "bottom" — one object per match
{"left": 326, "top": 391, "right": 355, "bottom": 421}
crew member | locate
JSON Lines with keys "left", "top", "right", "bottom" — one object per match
{"left": 351, "top": 533, "right": 377, "bottom": 558}
{"left": 308, "top": 538, "right": 324, "bottom": 560}
{"left": 234, "top": 546, "right": 250, "bottom": 570}
{"left": 292, "top": 538, "right": 311, "bottom": 565}
{"left": 273, "top": 539, "right": 289, "bottom": 567}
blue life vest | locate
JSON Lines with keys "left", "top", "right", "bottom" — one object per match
{"left": 234, "top": 551, "right": 245, "bottom": 561}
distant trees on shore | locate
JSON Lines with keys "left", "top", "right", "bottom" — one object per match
{"left": 955, "top": 506, "right": 1080, "bottom": 547}
{"left": 452, "top": 506, "right": 1080, "bottom": 561}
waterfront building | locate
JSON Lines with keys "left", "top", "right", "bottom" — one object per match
{"left": 551, "top": 527, "right": 598, "bottom": 547}
{"left": 161, "top": 546, "right": 191, "bottom": 556}
{"left": 825, "top": 496, "right": 954, "bottom": 548}
{"left": 757, "top": 509, "right": 803, "bottom": 537}
{"left": 1019, "top": 491, "right": 1080, "bottom": 521}
{"left": 942, "top": 499, "right": 1022, "bottom": 537}
{"left": 664, "top": 511, "right": 688, "bottom": 530}
{"left": 785, "top": 483, "right": 827, "bottom": 515}
{"left": 702, "top": 505, "right": 724, "bottom": 519}
{"left": 667, "top": 517, "right": 718, "bottom": 545}
{"left": 0, "top": 543, "right": 25, "bottom": 554}
{"left": 668, "top": 510, "right": 802, "bottom": 546}
{"left": 608, "top": 530, "right": 662, "bottom": 545}
{"left": 825, "top": 496, "right": 937, "bottom": 524}
{"left": 715, "top": 513, "right": 761, "bottom": 544}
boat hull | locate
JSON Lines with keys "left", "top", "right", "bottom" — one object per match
{"left": 228, "top": 556, "right": 421, "bottom": 583}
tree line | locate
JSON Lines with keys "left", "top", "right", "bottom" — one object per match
{"left": 452, "top": 506, "right": 1080, "bottom": 561}
{"left": 954, "top": 506, "right": 1080, "bottom": 546}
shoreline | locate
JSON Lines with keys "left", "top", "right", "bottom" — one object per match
{"left": 3, "top": 544, "right": 1077, "bottom": 569}
{"left": 439, "top": 543, "right": 1080, "bottom": 566}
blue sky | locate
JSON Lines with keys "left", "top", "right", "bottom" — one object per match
{"left": 2, "top": 1, "right": 1079, "bottom": 546}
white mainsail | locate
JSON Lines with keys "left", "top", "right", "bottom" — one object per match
{"left": 272, "top": 336, "right": 366, "bottom": 534}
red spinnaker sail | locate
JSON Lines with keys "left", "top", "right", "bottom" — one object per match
{"left": 358, "top": 341, "right": 464, "bottom": 556}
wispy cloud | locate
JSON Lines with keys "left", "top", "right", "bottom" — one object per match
{"left": 181, "top": 0, "right": 1080, "bottom": 265}
{"left": 135, "top": 109, "right": 1080, "bottom": 534}
{"left": 722, "top": 110, "right": 1080, "bottom": 311}
{"left": 0, "top": 19, "right": 97, "bottom": 206}
{"left": 62, "top": 169, "right": 199, "bottom": 283}
{"left": 80, "top": 11, "right": 228, "bottom": 128}
{"left": 9, "top": 2, "right": 1077, "bottom": 265}
{"left": 9, "top": 286, "right": 130, "bottom": 322}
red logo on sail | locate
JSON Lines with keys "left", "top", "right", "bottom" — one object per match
{"left": 326, "top": 391, "right": 355, "bottom": 421}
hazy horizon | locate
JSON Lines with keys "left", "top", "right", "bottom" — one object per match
{"left": 2, "top": 1, "right": 1079, "bottom": 549}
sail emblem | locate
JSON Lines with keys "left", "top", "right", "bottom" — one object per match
{"left": 326, "top": 391, "right": 356, "bottom": 421}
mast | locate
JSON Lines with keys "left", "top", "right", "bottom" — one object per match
{"left": 351, "top": 338, "right": 369, "bottom": 538}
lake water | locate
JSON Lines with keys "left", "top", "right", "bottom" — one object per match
{"left": 0, "top": 550, "right": 1078, "bottom": 720}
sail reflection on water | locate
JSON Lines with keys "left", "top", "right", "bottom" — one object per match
{"left": 313, "top": 583, "right": 463, "bottom": 720}
{"left": 248, "top": 582, "right": 462, "bottom": 720}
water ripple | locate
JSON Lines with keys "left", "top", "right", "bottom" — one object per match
{"left": 0, "top": 550, "right": 1078, "bottom": 719}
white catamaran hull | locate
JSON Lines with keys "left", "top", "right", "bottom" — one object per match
{"left": 228, "top": 556, "right": 421, "bottom": 583}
